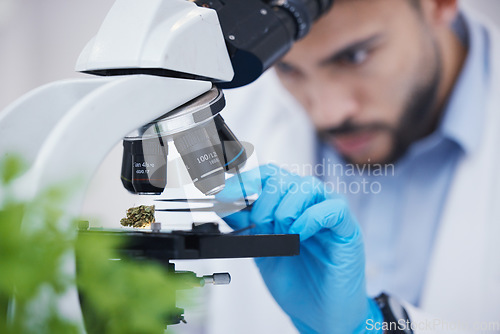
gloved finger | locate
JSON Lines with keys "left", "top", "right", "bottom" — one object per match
{"left": 273, "top": 176, "right": 327, "bottom": 234}
{"left": 288, "top": 198, "right": 359, "bottom": 241}
{"left": 249, "top": 170, "right": 300, "bottom": 226}
{"left": 221, "top": 210, "right": 251, "bottom": 231}
{"left": 215, "top": 164, "right": 282, "bottom": 202}
{"left": 220, "top": 211, "right": 273, "bottom": 235}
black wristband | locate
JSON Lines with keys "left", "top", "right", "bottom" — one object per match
{"left": 374, "top": 293, "right": 413, "bottom": 334}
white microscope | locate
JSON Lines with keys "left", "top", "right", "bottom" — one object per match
{"left": 0, "top": 0, "right": 333, "bottom": 329}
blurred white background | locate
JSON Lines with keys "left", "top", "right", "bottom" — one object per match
{"left": 0, "top": 0, "right": 498, "bottom": 111}
{"left": 0, "top": 0, "right": 114, "bottom": 110}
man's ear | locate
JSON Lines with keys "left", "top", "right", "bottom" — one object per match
{"left": 420, "top": 0, "right": 459, "bottom": 27}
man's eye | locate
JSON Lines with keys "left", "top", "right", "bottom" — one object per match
{"left": 338, "top": 49, "right": 369, "bottom": 66}
{"left": 275, "top": 62, "right": 298, "bottom": 75}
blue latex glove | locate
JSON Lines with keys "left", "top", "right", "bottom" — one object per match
{"left": 216, "top": 164, "right": 383, "bottom": 334}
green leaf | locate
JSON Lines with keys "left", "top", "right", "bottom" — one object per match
{"left": 0, "top": 154, "right": 27, "bottom": 185}
{"left": 0, "top": 154, "right": 188, "bottom": 334}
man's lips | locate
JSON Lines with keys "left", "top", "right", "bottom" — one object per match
{"left": 330, "top": 130, "right": 377, "bottom": 155}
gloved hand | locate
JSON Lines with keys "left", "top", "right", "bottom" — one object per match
{"left": 216, "top": 164, "right": 383, "bottom": 334}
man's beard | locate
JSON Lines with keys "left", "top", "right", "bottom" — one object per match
{"left": 319, "top": 45, "right": 442, "bottom": 165}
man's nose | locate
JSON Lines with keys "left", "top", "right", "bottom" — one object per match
{"left": 305, "top": 80, "right": 360, "bottom": 127}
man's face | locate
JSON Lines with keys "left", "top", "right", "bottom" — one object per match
{"left": 275, "top": 0, "right": 444, "bottom": 164}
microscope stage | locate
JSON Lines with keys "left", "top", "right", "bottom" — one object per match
{"left": 77, "top": 228, "right": 300, "bottom": 262}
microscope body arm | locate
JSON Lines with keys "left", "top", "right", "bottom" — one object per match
{"left": 0, "top": 78, "right": 113, "bottom": 168}
{"left": 0, "top": 0, "right": 223, "bottom": 212}
{"left": 76, "top": 0, "right": 234, "bottom": 82}
{"left": 0, "top": 76, "right": 210, "bottom": 214}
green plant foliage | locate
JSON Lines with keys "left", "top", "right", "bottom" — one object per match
{"left": 76, "top": 234, "right": 184, "bottom": 334}
{"left": 0, "top": 159, "right": 78, "bottom": 334}
{"left": 0, "top": 155, "right": 185, "bottom": 334}
{"left": 0, "top": 154, "right": 27, "bottom": 185}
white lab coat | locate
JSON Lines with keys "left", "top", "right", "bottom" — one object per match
{"left": 406, "top": 4, "right": 500, "bottom": 332}
{"left": 208, "top": 3, "right": 500, "bottom": 333}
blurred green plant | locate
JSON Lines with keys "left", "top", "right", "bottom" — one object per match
{"left": 0, "top": 155, "right": 184, "bottom": 334}
{"left": 76, "top": 234, "right": 183, "bottom": 334}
